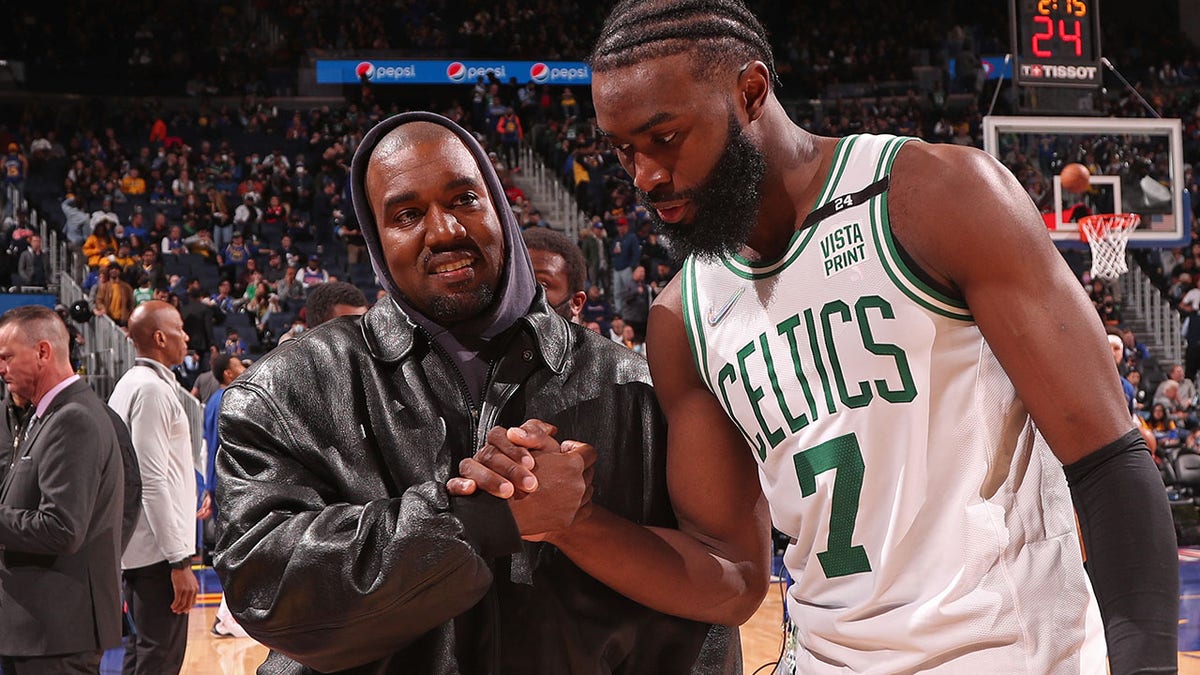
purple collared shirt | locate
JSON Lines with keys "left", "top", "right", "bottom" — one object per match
{"left": 35, "top": 374, "right": 80, "bottom": 419}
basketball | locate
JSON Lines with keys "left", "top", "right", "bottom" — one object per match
{"left": 1060, "top": 162, "right": 1091, "bottom": 194}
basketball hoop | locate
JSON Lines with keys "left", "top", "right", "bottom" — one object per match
{"left": 1078, "top": 213, "right": 1140, "bottom": 279}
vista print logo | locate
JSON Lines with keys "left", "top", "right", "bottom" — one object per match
{"left": 530, "top": 63, "right": 550, "bottom": 83}
{"left": 447, "top": 62, "right": 467, "bottom": 82}
{"left": 355, "top": 62, "right": 375, "bottom": 81}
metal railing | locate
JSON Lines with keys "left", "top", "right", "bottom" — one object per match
{"left": 1120, "top": 255, "right": 1184, "bottom": 366}
{"left": 514, "top": 145, "right": 589, "bottom": 240}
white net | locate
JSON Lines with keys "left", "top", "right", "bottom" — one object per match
{"left": 1079, "top": 214, "right": 1140, "bottom": 279}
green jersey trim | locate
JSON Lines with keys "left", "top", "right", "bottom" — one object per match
{"left": 680, "top": 258, "right": 717, "bottom": 393}
{"left": 870, "top": 138, "right": 973, "bottom": 321}
{"left": 721, "top": 136, "right": 860, "bottom": 280}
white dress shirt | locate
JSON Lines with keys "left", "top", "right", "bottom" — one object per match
{"left": 109, "top": 358, "right": 195, "bottom": 569}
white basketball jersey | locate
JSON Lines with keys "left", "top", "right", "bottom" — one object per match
{"left": 680, "top": 134, "right": 1106, "bottom": 673}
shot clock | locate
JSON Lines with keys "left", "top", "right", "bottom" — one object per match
{"left": 1010, "top": 0, "right": 1102, "bottom": 87}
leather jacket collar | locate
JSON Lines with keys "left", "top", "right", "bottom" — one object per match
{"left": 363, "top": 291, "right": 569, "bottom": 377}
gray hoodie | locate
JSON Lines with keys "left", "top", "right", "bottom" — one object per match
{"left": 349, "top": 111, "right": 537, "bottom": 405}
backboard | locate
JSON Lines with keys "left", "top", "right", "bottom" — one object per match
{"left": 982, "top": 115, "right": 1189, "bottom": 249}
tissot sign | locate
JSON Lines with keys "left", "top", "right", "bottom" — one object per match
{"left": 317, "top": 60, "right": 592, "bottom": 85}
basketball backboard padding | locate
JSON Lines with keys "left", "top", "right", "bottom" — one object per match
{"left": 982, "top": 115, "right": 1188, "bottom": 250}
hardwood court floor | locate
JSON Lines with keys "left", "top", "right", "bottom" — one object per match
{"left": 181, "top": 587, "right": 1200, "bottom": 674}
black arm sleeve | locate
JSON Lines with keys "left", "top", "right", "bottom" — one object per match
{"left": 1063, "top": 428, "right": 1178, "bottom": 675}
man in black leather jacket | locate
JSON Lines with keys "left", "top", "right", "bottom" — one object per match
{"left": 213, "top": 112, "right": 751, "bottom": 674}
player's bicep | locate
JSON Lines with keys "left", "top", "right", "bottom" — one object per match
{"left": 892, "top": 144, "right": 1131, "bottom": 463}
{"left": 647, "top": 286, "right": 770, "bottom": 554}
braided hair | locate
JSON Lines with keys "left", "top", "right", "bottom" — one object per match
{"left": 589, "top": 0, "right": 777, "bottom": 84}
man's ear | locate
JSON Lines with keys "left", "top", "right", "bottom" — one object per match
{"left": 739, "top": 61, "right": 772, "bottom": 123}
{"left": 569, "top": 291, "right": 587, "bottom": 323}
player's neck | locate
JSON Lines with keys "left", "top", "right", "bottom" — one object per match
{"left": 742, "top": 126, "right": 831, "bottom": 260}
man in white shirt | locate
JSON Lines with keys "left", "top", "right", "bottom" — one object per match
{"left": 109, "top": 301, "right": 197, "bottom": 675}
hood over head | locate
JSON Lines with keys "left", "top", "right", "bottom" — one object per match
{"left": 350, "top": 111, "right": 537, "bottom": 404}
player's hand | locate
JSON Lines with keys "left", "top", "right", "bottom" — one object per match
{"left": 170, "top": 564, "right": 199, "bottom": 614}
{"left": 196, "top": 491, "right": 212, "bottom": 520}
{"left": 449, "top": 420, "right": 559, "bottom": 498}
{"left": 510, "top": 440, "right": 596, "bottom": 541}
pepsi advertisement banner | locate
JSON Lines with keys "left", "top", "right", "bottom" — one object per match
{"left": 948, "top": 55, "right": 1013, "bottom": 81}
{"left": 316, "top": 59, "right": 592, "bottom": 86}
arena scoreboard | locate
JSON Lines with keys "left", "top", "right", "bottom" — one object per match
{"left": 1010, "top": 0, "right": 1102, "bottom": 87}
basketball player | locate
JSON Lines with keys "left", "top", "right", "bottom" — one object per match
{"left": 580, "top": 1, "right": 1177, "bottom": 672}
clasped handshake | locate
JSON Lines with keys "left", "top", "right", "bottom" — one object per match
{"left": 447, "top": 420, "right": 596, "bottom": 542}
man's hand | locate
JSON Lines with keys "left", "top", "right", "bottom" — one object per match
{"left": 170, "top": 564, "right": 199, "bottom": 614}
{"left": 196, "top": 491, "right": 212, "bottom": 520}
{"left": 447, "top": 419, "right": 597, "bottom": 540}
{"left": 509, "top": 442, "right": 596, "bottom": 541}
{"left": 449, "top": 420, "right": 560, "bottom": 498}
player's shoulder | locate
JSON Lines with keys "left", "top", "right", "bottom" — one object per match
{"left": 889, "top": 140, "right": 1031, "bottom": 232}
{"left": 892, "top": 141, "right": 1010, "bottom": 198}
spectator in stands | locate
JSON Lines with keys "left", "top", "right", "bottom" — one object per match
{"left": 232, "top": 193, "right": 260, "bottom": 242}
{"left": 120, "top": 167, "right": 147, "bottom": 196}
{"left": 133, "top": 274, "right": 155, "bottom": 306}
{"left": 274, "top": 265, "right": 306, "bottom": 306}
{"left": 209, "top": 279, "right": 236, "bottom": 315}
{"left": 1110, "top": 333, "right": 1137, "bottom": 414}
{"left": 335, "top": 211, "right": 367, "bottom": 266}
{"left": 161, "top": 225, "right": 187, "bottom": 257}
{"left": 620, "top": 323, "right": 645, "bottom": 355}
{"left": 607, "top": 315, "right": 626, "bottom": 344}
{"left": 182, "top": 285, "right": 220, "bottom": 371}
{"left": 83, "top": 218, "right": 119, "bottom": 269}
{"left": 171, "top": 169, "right": 195, "bottom": 200}
{"left": 184, "top": 228, "right": 219, "bottom": 263}
{"left": 609, "top": 217, "right": 639, "bottom": 315}
{"left": 578, "top": 222, "right": 604, "bottom": 290}
{"left": 580, "top": 285, "right": 614, "bottom": 332}
{"left": 496, "top": 107, "right": 523, "bottom": 171}
{"left": 62, "top": 194, "right": 90, "bottom": 249}
{"left": 261, "top": 250, "right": 287, "bottom": 284}
{"left": 105, "top": 241, "right": 138, "bottom": 278}
{"left": 94, "top": 264, "right": 135, "bottom": 326}
{"left": 222, "top": 328, "right": 247, "bottom": 356}
{"left": 306, "top": 281, "right": 368, "bottom": 327}
{"left": 261, "top": 194, "right": 289, "bottom": 232}
{"left": 522, "top": 227, "right": 587, "bottom": 322}
{"left": 300, "top": 254, "right": 329, "bottom": 290}
{"left": 1147, "top": 403, "right": 1183, "bottom": 454}
{"left": 2, "top": 142, "right": 28, "bottom": 218}
{"left": 16, "top": 233, "right": 48, "bottom": 288}
{"left": 621, "top": 265, "right": 650, "bottom": 339}
{"left": 221, "top": 231, "right": 256, "bottom": 277}
{"left": 1154, "top": 363, "right": 1197, "bottom": 408}
{"left": 274, "top": 233, "right": 302, "bottom": 269}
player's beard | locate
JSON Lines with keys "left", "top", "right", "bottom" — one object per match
{"left": 638, "top": 110, "right": 766, "bottom": 261}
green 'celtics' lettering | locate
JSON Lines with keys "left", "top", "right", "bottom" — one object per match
{"left": 820, "top": 301, "right": 872, "bottom": 409}
{"left": 718, "top": 363, "right": 766, "bottom": 460}
{"left": 738, "top": 339, "right": 785, "bottom": 451}
{"left": 793, "top": 433, "right": 871, "bottom": 578}
{"left": 856, "top": 296, "right": 917, "bottom": 403}
{"left": 774, "top": 317, "right": 819, "bottom": 432}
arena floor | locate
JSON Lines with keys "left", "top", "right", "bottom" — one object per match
{"left": 100, "top": 549, "right": 1200, "bottom": 674}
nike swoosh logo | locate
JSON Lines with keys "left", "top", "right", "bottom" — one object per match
{"left": 707, "top": 287, "right": 745, "bottom": 326}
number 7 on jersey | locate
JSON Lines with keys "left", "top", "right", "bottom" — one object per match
{"left": 793, "top": 433, "right": 872, "bottom": 578}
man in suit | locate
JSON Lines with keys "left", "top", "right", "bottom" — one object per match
{"left": 0, "top": 304, "right": 124, "bottom": 674}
